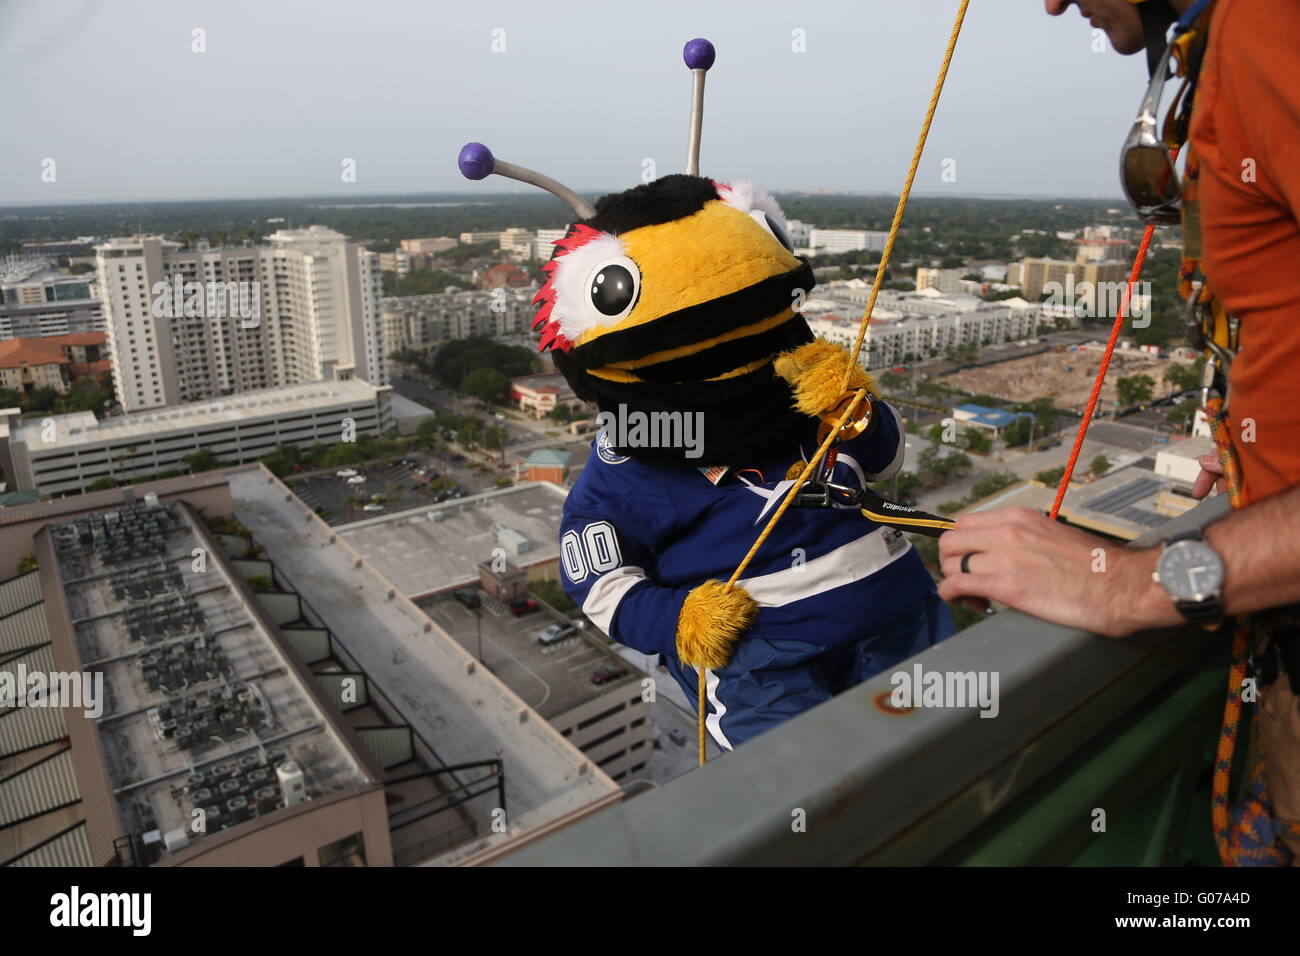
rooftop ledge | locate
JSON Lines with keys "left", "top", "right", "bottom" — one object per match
{"left": 494, "top": 493, "right": 1232, "bottom": 866}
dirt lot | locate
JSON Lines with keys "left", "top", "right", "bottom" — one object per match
{"left": 938, "top": 347, "right": 1183, "bottom": 411}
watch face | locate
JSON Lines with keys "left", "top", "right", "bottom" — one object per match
{"left": 1157, "top": 540, "right": 1225, "bottom": 602}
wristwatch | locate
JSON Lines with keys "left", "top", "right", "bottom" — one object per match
{"left": 1152, "top": 528, "right": 1226, "bottom": 629}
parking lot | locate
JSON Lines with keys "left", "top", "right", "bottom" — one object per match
{"left": 289, "top": 454, "right": 487, "bottom": 525}
{"left": 417, "top": 591, "right": 629, "bottom": 720}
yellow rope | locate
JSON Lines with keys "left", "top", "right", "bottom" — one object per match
{"left": 695, "top": 0, "right": 969, "bottom": 765}
{"left": 841, "top": 0, "right": 970, "bottom": 389}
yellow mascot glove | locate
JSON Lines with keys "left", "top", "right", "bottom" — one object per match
{"left": 676, "top": 580, "right": 758, "bottom": 671}
{"left": 773, "top": 339, "right": 876, "bottom": 418}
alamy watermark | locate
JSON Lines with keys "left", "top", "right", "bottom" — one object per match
{"left": 595, "top": 404, "right": 704, "bottom": 459}
{"left": 890, "top": 663, "right": 1000, "bottom": 718}
{"left": 0, "top": 664, "right": 104, "bottom": 718}
{"left": 151, "top": 277, "right": 260, "bottom": 328}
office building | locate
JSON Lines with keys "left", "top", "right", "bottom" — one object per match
{"left": 808, "top": 228, "right": 889, "bottom": 254}
{"left": 400, "top": 237, "right": 457, "bottom": 255}
{"left": 1014, "top": 256, "right": 1129, "bottom": 304}
{"left": 0, "top": 259, "right": 104, "bottom": 341}
{"left": 2, "top": 377, "right": 393, "bottom": 497}
{"left": 916, "top": 267, "right": 964, "bottom": 295}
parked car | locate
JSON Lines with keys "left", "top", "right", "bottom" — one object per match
{"left": 590, "top": 666, "right": 629, "bottom": 685}
{"left": 509, "top": 597, "right": 538, "bottom": 616}
{"left": 537, "top": 623, "right": 577, "bottom": 646}
{"left": 453, "top": 588, "right": 481, "bottom": 610}
{"left": 361, "top": 504, "right": 384, "bottom": 512}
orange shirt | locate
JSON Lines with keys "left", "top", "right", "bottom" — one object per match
{"left": 1192, "top": 0, "right": 1300, "bottom": 504}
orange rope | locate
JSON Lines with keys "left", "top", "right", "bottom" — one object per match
{"left": 1048, "top": 222, "right": 1156, "bottom": 519}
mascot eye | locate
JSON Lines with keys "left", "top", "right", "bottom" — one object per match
{"left": 587, "top": 256, "right": 641, "bottom": 320}
{"left": 750, "top": 209, "right": 793, "bottom": 251}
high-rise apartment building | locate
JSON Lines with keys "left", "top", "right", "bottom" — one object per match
{"left": 95, "top": 227, "right": 386, "bottom": 413}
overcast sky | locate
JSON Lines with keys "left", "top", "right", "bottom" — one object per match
{"left": 0, "top": 0, "right": 1149, "bottom": 204}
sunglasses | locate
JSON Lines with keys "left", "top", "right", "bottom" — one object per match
{"left": 1120, "top": 42, "right": 1185, "bottom": 225}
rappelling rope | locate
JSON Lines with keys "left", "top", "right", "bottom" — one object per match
{"left": 1048, "top": 222, "right": 1156, "bottom": 518}
{"left": 841, "top": 0, "right": 970, "bottom": 387}
{"left": 695, "top": 0, "right": 970, "bottom": 765}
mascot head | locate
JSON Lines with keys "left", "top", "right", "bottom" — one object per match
{"left": 458, "top": 38, "right": 824, "bottom": 466}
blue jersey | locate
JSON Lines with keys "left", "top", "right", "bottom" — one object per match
{"left": 559, "top": 401, "right": 935, "bottom": 659}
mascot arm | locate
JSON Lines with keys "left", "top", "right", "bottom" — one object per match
{"left": 559, "top": 506, "right": 688, "bottom": 658}
{"left": 839, "top": 399, "right": 907, "bottom": 482}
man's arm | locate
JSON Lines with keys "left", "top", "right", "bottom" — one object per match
{"left": 936, "top": 484, "right": 1300, "bottom": 637}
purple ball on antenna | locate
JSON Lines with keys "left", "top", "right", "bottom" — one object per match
{"left": 683, "top": 38, "right": 715, "bottom": 71}
{"left": 458, "top": 142, "right": 495, "bottom": 180}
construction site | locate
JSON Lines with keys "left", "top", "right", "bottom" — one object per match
{"left": 937, "top": 345, "right": 1185, "bottom": 412}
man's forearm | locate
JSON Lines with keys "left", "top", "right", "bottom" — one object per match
{"left": 1206, "top": 483, "right": 1300, "bottom": 614}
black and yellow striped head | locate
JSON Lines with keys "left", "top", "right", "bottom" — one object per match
{"left": 535, "top": 174, "right": 817, "bottom": 465}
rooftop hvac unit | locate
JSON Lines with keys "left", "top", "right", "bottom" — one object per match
{"left": 276, "top": 760, "right": 306, "bottom": 807}
{"left": 163, "top": 828, "right": 190, "bottom": 853}
{"left": 496, "top": 526, "right": 532, "bottom": 555}
{"left": 255, "top": 786, "right": 278, "bottom": 814}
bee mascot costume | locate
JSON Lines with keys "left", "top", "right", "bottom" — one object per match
{"left": 459, "top": 39, "right": 954, "bottom": 750}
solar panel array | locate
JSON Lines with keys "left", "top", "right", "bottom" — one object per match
{"left": 1082, "top": 477, "right": 1166, "bottom": 528}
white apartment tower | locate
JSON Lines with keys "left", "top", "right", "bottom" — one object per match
{"left": 95, "top": 227, "right": 386, "bottom": 413}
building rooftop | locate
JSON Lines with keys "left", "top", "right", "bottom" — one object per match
{"left": 954, "top": 403, "right": 1032, "bottom": 430}
{"left": 0, "top": 337, "right": 71, "bottom": 367}
{"left": 417, "top": 591, "right": 639, "bottom": 721}
{"left": 43, "top": 498, "right": 374, "bottom": 860}
{"left": 510, "top": 373, "right": 570, "bottom": 394}
{"left": 225, "top": 466, "right": 618, "bottom": 855}
{"left": 93, "top": 236, "right": 182, "bottom": 254}
{"left": 968, "top": 449, "right": 1204, "bottom": 540}
{"left": 335, "top": 482, "right": 568, "bottom": 599}
{"left": 525, "top": 448, "right": 572, "bottom": 468}
{"left": 11, "top": 378, "right": 387, "bottom": 451}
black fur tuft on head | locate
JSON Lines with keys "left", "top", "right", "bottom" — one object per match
{"left": 582, "top": 174, "right": 719, "bottom": 235}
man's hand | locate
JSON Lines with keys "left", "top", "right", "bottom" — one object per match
{"left": 937, "top": 507, "right": 1182, "bottom": 638}
{"left": 1191, "top": 454, "right": 1227, "bottom": 499}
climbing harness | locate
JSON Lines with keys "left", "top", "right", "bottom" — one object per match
{"left": 793, "top": 481, "right": 956, "bottom": 537}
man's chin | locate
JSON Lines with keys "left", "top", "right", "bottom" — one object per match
{"left": 1106, "top": 27, "right": 1148, "bottom": 56}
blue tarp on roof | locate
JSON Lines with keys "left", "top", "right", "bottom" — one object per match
{"left": 954, "top": 403, "right": 1032, "bottom": 429}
